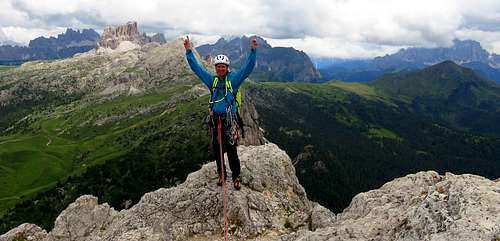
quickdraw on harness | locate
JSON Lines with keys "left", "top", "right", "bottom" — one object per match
{"left": 209, "top": 76, "right": 240, "bottom": 145}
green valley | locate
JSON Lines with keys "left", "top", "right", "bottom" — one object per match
{"left": 245, "top": 63, "right": 500, "bottom": 212}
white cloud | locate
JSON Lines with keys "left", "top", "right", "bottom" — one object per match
{"left": 0, "top": 28, "right": 6, "bottom": 41}
{"left": 2, "top": 26, "right": 66, "bottom": 45}
{"left": 266, "top": 36, "right": 404, "bottom": 59}
{"left": 0, "top": 0, "right": 500, "bottom": 57}
{"left": 455, "top": 29, "right": 500, "bottom": 54}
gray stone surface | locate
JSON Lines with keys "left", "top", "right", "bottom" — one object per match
{"left": 0, "top": 223, "right": 47, "bottom": 241}
{"left": 282, "top": 171, "right": 500, "bottom": 241}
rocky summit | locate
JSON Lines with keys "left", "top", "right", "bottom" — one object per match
{"left": 1, "top": 143, "right": 498, "bottom": 241}
{"left": 0, "top": 143, "right": 334, "bottom": 241}
{"left": 98, "top": 21, "right": 166, "bottom": 51}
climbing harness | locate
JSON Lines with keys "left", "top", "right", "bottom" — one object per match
{"left": 209, "top": 76, "right": 241, "bottom": 145}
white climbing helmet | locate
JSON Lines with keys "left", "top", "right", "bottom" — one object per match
{"left": 214, "top": 54, "right": 230, "bottom": 66}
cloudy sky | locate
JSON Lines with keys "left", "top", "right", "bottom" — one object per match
{"left": 1, "top": 0, "right": 500, "bottom": 58}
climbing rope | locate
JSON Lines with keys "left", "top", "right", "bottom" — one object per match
{"left": 217, "top": 117, "right": 230, "bottom": 241}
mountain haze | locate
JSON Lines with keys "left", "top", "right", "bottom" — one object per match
{"left": 0, "top": 29, "right": 99, "bottom": 63}
{"left": 319, "top": 40, "right": 500, "bottom": 83}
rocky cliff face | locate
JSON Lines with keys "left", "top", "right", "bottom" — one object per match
{"left": 285, "top": 171, "right": 500, "bottom": 241}
{"left": 1, "top": 143, "right": 498, "bottom": 241}
{"left": 98, "top": 21, "right": 166, "bottom": 50}
{"left": 239, "top": 89, "right": 267, "bottom": 146}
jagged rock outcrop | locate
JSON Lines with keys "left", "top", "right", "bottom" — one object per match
{"left": 0, "top": 224, "right": 47, "bottom": 241}
{"left": 97, "top": 21, "right": 166, "bottom": 51}
{"left": 284, "top": 171, "right": 500, "bottom": 241}
{"left": 2, "top": 143, "right": 498, "bottom": 241}
{"left": 1, "top": 143, "right": 333, "bottom": 241}
{"left": 150, "top": 33, "right": 167, "bottom": 45}
{"left": 239, "top": 89, "right": 267, "bottom": 146}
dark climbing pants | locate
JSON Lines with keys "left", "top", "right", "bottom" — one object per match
{"left": 212, "top": 118, "right": 241, "bottom": 181}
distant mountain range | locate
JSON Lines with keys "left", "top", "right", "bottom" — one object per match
{"left": 0, "top": 23, "right": 167, "bottom": 65}
{"left": 0, "top": 28, "right": 99, "bottom": 64}
{"left": 196, "top": 36, "right": 322, "bottom": 82}
{"left": 319, "top": 40, "right": 500, "bottom": 83}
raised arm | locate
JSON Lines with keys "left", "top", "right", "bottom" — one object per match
{"left": 232, "top": 37, "right": 258, "bottom": 90}
{"left": 184, "top": 36, "right": 213, "bottom": 88}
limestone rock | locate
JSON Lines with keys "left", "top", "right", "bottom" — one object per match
{"left": 98, "top": 21, "right": 141, "bottom": 49}
{"left": 98, "top": 21, "right": 165, "bottom": 50}
{"left": 239, "top": 89, "right": 267, "bottom": 146}
{"left": 1, "top": 144, "right": 332, "bottom": 241}
{"left": 45, "top": 195, "right": 118, "bottom": 241}
{"left": 0, "top": 223, "right": 47, "bottom": 241}
{"left": 283, "top": 171, "right": 500, "bottom": 241}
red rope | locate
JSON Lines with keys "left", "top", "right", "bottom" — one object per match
{"left": 217, "top": 117, "right": 229, "bottom": 241}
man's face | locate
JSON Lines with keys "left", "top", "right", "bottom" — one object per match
{"left": 215, "top": 64, "right": 228, "bottom": 78}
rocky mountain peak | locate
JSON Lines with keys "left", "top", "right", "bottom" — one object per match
{"left": 28, "top": 28, "right": 99, "bottom": 50}
{"left": 1, "top": 143, "right": 498, "bottom": 241}
{"left": 117, "top": 21, "right": 140, "bottom": 37}
{"left": 98, "top": 21, "right": 166, "bottom": 50}
{"left": 452, "top": 39, "right": 483, "bottom": 50}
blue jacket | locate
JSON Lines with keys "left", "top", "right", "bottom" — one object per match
{"left": 186, "top": 48, "right": 256, "bottom": 115}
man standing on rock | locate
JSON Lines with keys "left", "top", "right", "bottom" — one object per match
{"left": 184, "top": 36, "right": 257, "bottom": 190}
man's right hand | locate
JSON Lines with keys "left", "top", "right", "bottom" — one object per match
{"left": 251, "top": 36, "right": 257, "bottom": 49}
{"left": 184, "top": 36, "right": 190, "bottom": 50}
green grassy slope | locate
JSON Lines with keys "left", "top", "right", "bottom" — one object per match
{"left": 246, "top": 80, "right": 500, "bottom": 213}
{"left": 0, "top": 81, "right": 207, "bottom": 216}
{"left": 0, "top": 66, "right": 16, "bottom": 72}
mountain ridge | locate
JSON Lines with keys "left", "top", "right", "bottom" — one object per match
{"left": 0, "top": 28, "right": 100, "bottom": 63}
{"left": 319, "top": 39, "right": 500, "bottom": 83}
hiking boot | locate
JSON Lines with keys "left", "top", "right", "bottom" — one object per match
{"left": 217, "top": 176, "right": 225, "bottom": 186}
{"left": 233, "top": 177, "right": 242, "bottom": 190}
